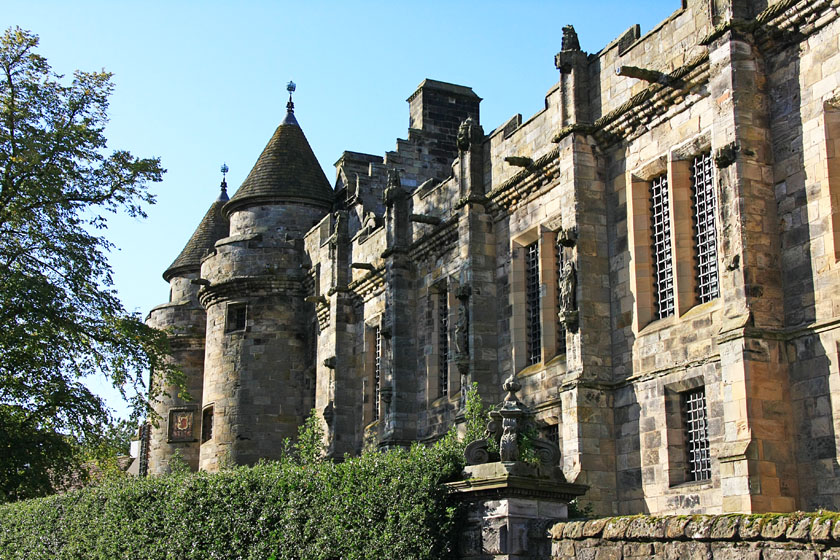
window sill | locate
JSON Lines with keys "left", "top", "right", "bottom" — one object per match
{"left": 638, "top": 297, "right": 721, "bottom": 337}
{"left": 680, "top": 298, "right": 721, "bottom": 320}
{"left": 545, "top": 353, "right": 567, "bottom": 368}
{"left": 429, "top": 390, "right": 462, "bottom": 409}
{"left": 516, "top": 362, "right": 544, "bottom": 377}
{"left": 668, "top": 478, "right": 713, "bottom": 491}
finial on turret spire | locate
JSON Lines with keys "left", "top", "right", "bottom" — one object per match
{"left": 286, "top": 80, "right": 296, "bottom": 113}
{"left": 218, "top": 163, "right": 230, "bottom": 201}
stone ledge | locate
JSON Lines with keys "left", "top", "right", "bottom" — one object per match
{"left": 551, "top": 512, "right": 840, "bottom": 543}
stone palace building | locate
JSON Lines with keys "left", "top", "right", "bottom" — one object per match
{"left": 143, "top": 0, "right": 840, "bottom": 516}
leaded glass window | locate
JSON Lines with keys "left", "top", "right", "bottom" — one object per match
{"left": 439, "top": 289, "right": 449, "bottom": 397}
{"left": 525, "top": 241, "right": 541, "bottom": 365}
{"left": 692, "top": 152, "right": 719, "bottom": 303}
{"left": 373, "top": 326, "right": 381, "bottom": 421}
{"left": 650, "top": 175, "right": 675, "bottom": 319}
{"left": 682, "top": 388, "right": 711, "bottom": 482}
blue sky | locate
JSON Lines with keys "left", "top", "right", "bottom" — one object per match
{"left": 6, "top": 0, "right": 680, "bottom": 418}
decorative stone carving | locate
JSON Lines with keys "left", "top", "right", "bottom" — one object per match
{"left": 559, "top": 262, "right": 576, "bottom": 313}
{"left": 533, "top": 438, "right": 562, "bottom": 466}
{"left": 557, "top": 227, "right": 577, "bottom": 247}
{"left": 322, "top": 400, "right": 335, "bottom": 427}
{"left": 464, "top": 439, "right": 491, "bottom": 465}
{"left": 455, "top": 304, "right": 469, "bottom": 357}
{"left": 463, "top": 373, "right": 562, "bottom": 469}
{"left": 384, "top": 168, "right": 405, "bottom": 204}
{"left": 558, "top": 261, "right": 579, "bottom": 331}
{"left": 456, "top": 117, "right": 484, "bottom": 152}
{"left": 499, "top": 417, "right": 520, "bottom": 462}
{"left": 555, "top": 25, "right": 587, "bottom": 74}
{"left": 561, "top": 25, "right": 580, "bottom": 52}
{"left": 454, "top": 283, "right": 471, "bottom": 405}
{"left": 714, "top": 142, "right": 739, "bottom": 168}
{"left": 381, "top": 386, "right": 393, "bottom": 415}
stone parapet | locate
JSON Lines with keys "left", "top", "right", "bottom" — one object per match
{"left": 551, "top": 512, "right": 840, "bottom": 559}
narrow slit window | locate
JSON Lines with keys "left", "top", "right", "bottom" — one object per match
{"left": 373, "top": 326, "right": 381, "bottom": 421}
{"left": 650, "top": 175, "right": 675, "bottom": 319}
{"left": 692, "top": 152, "right": 719, "bottom": 303}
{"left": 439, "top": 289, "right": 449, "bottom": 397}
{"left": 201, "top": 406, "right": 213, "bottom": 443}
{"left": 226, "top": 303, "right": 247, "bottom": 332}
{"left": 525, "top": 241, "right": 541, "bottom": 365}
{"left": 682, "top": 388, "right": 711, "bottom": 482}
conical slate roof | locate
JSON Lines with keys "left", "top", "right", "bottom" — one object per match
{"left": 224, "top": 108, "right": 333, "bottom": 214}
{"left": 163, "top": 184, "right": 231, "bottom": 282}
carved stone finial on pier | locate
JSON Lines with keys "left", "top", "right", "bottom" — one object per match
{"left": 450, "top": 373, "right": 588, "bottom": 560}
{"left": 463, "top": 374, "right": 561, "bottom": 469}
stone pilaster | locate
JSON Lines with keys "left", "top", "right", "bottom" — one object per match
{"left": 320, "top": 213, "right": 363, "bottom": 457}
{"left": 455, "top": 119, "right": 501, "bottom": 406}
{"left": 555, "top": 133, "right": 617, "bottom": 516}
{"left": 709, "top": 28, "right": 797, "bottom": 512}
{"left": 380, "top": 183, "right": 418, "bottom": 446}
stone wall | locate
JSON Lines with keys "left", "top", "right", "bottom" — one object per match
{"left": 551, "top": 513, "right": 840, "bottom": 559}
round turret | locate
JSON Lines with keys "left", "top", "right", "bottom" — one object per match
{"left": 146, "top": 179, "right": 230, "bottom": 474}
{"left": 198, "top": 91, "right": 332, "bottom": 471}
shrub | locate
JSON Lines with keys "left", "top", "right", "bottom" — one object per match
{"left": 0, "top": 416, "right": 464, "bottom": 560}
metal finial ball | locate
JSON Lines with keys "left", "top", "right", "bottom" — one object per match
{"left": 220, "top": 163, "right": 229, "bottom": 175}
{"left": 287, "top": 81, "right": 296, "bottom": 93}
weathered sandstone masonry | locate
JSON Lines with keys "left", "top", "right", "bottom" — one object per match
{"left": 551, "top": 513, "right": 840, "bottom": 559}
{"left": 146, "top": 0, "right": 840, "bottom": 518}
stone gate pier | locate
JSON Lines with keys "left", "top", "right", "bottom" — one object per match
{"left": 447, "top": 376, "right": 587, "bottom": 559}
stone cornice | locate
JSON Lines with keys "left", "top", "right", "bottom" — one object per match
{"left": 588, "top": 52, "right": 710, "bottom": 148}
{"left": 409, "top": 216, "right": 459, "bottom": 261}
{"left": 700, "top": 0, "right": 838, "bottom": 51}
{"left": 485, "top": 148, "right": 562, "bottom": 219}
{"left": 347, "top": 266, "right": 386, "bottom": 303}
{"left": 447, "top": 464, "right": 588, "bottom": 503}
{"left": 197, "top": 275, "right": 304, "bottom": 308}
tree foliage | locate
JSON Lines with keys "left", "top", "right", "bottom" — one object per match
{"left": 0, "top": 26, "right": 180, "bottom": 502}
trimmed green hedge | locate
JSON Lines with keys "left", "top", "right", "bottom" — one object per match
{"left": 0, "top": 443, "right": 462, "bottom": 559}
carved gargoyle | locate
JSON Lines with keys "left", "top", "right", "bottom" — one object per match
{"left": 556, "top": 227, "right": 577, "bottom": 247}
